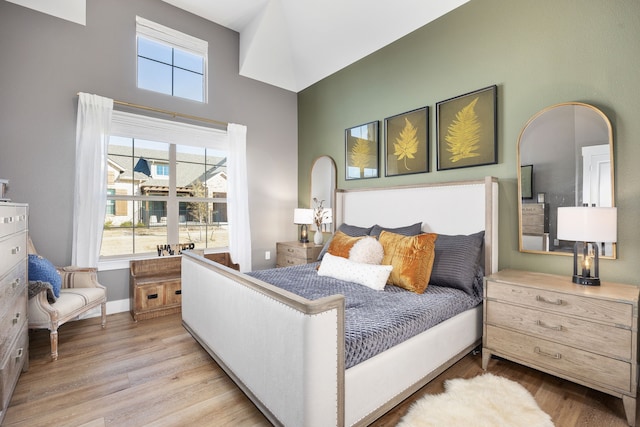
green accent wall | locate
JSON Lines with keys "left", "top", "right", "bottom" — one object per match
{"left": 298, "top": 0, "right": 640, "bottom": 284}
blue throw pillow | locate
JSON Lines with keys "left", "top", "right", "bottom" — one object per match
{"left": 28, "top": 254, "right": 61, "bottom": 298}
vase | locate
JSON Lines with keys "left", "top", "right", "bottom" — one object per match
{"left": 314, "top": 229, "right": 324, "bottom": 245}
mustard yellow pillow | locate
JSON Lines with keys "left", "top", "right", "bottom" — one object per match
{"left": 379, "top": 230, "right": 437, "bottom": 294}
{"left": 327, "top": 231, "right": 364, "bottom": 259}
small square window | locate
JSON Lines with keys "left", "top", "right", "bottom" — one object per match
{"left": 136, "top": 17, "right": 207, "bottom": 103}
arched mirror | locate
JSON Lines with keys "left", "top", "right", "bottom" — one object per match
{"left": 518, "top": 102, "right": 615, "bottom": 258}
{"left": 310, "top": 156, "right": 337, "bottom": 233}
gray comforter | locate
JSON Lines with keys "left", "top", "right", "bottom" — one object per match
{"left": 248, "top": 262, "right": 482, "bottom": 368}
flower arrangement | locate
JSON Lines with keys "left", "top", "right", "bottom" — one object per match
{"left": 313, "top": 197, "right": 329, "bottom": 229}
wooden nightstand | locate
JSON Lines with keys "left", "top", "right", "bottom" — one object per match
{"left": 483, "top": 269, "right": 639, "bottom": 426}
{"left": 276, "top": 241, "right": 322, "bottom": 268}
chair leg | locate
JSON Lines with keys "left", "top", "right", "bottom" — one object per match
{"left": 101, "top": 302, "right": 107, "bottom": 328}
{"left": 50, "top": 330, "right": 59, "bottom": 361}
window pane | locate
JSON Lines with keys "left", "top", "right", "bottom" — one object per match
{"left": 178, "top": 201, "right": 228, "bottom": 249}
{"left": 138, "top": 37, "right": 172, "bottom": 64}
{"left": 177, "top": 145, "right": 207, "bottom": 198}
{"left": 137, "top": 57, "right": 172, "bottom": 95}
{"left": 209, "top": 202, "right": 229, "bottom": 248}
{"left": 174, "top": 68, "right": 204, "bottom": 102}
{"left": 101, "top": 200, "right": 135, "bottom": 257}
{"left": 206, "top": 153, "right": 227, "bottom": 194}
{"left": 174, "top": 49, "right": 203, "bottom": 73}
{"left": 156, "top": 164, "right": 169, "bottom": 176}
{"left": 136, "top": 200, "right": 168, "bottom": 255}
{"left": 134, "top": 140, "right": 169, "bottom": 197}
{"left": 106, "top": 189, "right": 115, "bottom": 215}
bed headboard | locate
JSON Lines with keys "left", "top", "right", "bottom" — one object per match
{"left": 335, "top": 176, "right": 499, "bottom": 275}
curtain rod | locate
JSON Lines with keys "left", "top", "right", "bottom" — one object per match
{"left": 77, "top": 93, "right": 228, "bottom": 128}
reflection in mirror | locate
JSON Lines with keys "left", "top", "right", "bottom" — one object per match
{"left": 517, "top": 102, "right": 615, "bottom": 258}
{"left": 310, "top": 156, "right": 337, "bottom": 233}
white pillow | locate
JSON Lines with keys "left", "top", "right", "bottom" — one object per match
{"left": 318, "top": 253, "right": 393, "bottom": 291}
{"left": 349, "top": 236, "right": 384, "bottom": 265}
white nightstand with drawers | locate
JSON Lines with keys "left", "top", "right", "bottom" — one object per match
{"left": 483, "top": 269, "right": 639, "bottom": 426}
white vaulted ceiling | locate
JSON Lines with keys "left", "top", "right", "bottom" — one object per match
{"left": 161, "top": 0, "right": 470, "bottom": 92}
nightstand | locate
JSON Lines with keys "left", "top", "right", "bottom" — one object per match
{"left": 483, "top": 269, "right": 639, "bottom": 426}
{"left": 276, "top": 241, "right": 322, "bottom": 267}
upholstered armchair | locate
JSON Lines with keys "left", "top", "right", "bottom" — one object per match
{"left": 27, "top": 241, "right": 107, "bottom": 361}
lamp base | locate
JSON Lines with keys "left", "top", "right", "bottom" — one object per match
{"left": 299, "top": 224, "right": 309, "bottom": 243}
{"left": 572, "top": 275, "right": 600, "bottom": 286}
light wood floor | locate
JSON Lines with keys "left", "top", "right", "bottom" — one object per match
{"left": 5, "top": 312, "right": 637, "bottom": 426}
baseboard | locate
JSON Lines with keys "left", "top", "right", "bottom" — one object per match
{"left": 78, "top": 298, "right": 130, "bottom": 319}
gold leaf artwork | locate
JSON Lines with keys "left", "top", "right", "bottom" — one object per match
{"left": 445, "top": 97, "right": 481, "bottom": 163}
{"left": 350, "top": 137, "right": 371, "bottom": 178}
{"left": 393, "top": 117, "right": 419, "bottom": 170}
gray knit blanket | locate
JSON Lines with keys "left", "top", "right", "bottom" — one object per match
{"left": 248, "top": 262, "right": 482, "bottom": 368}
{"left": 28, "top": 280, "right": 57, "bottom": 303}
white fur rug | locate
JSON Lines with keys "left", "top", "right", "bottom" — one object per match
{"left": 397, "top": 374, "right": 554, "bottom": 427}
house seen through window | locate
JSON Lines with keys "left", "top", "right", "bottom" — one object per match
{"left": 102, "top": 136, "right": 228, "bottom": 257}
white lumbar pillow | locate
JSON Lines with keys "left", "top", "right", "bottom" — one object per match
{"left": 348, "top": 236, "right": 384, "bottom": 265}
{"left": 318, "top": 252, "right": 392, "bottom": 291}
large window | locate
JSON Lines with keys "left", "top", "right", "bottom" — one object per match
{"left": 102, "top": 112, "right": 228, "bottom": 258}
{"left": 136, "top": 17, "right": 207, "bottom": 103}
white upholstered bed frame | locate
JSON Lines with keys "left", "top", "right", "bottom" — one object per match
{"left": 181, "top": 176, "right": 498, "bottom": 426}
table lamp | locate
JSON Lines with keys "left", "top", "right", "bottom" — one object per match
{"left": 557, "top": 206, "right": 617, "bottom": 286}
{"left": 293, "top": 208, "right": 313, "bottom": 243}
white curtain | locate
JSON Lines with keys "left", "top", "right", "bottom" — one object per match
{"left": 73, "top": 93, "right": 113, "bottom": 267}
{"left": 227, "top": 124, "right": 252, "bottom": 272}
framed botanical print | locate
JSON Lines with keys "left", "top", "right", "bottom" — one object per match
{"left": 345, "top": 120, "right": 379, "bottom": 180}
{"left": 384, "top": 106, "right": 429, "bottom": 177}
{"left": 436, "top": 85, "right": 497, "bottom": 171}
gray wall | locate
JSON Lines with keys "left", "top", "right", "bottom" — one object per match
{"left": 0, "top": 0, "right": 298, "bottom": 301}
{"left": 298, "top": 0, "right": 640, "bottom": 285}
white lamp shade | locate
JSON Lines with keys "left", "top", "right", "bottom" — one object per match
{"left": 293, "top": 208, "right": 313, "bottom": 225}
{"left": 557, "top": 207, "right": 617, "bottom": 242}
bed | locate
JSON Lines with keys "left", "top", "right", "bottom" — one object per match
{"left": 181, "top": 176, "right": 498, "bottom": 426}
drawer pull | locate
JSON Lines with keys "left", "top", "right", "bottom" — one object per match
{"left": 147, "top": 293, "right": 159, "bottom": 300}
{"left": 536, "top": 295, "right": 564, "bottom": 305}
{"left": 534, "top": 346, "right": 561, "bottom": 359}
{"left": 536, "top": 320, "right": 562, "bottom": 331}
{"left": 2, "top": 216, "right": 14, "bottom": 224}
{"left": 12, "top": 245, "right": 22, "bottom": 255}
{"left": 175, "top": 290, "right": 182, "bottom": 295}
{"left": 13, "top": 312, "right": 21, "bottom": 324}
{"left": 12, "top": 278, "right": 21, "bottom": 289}
{"left": 16, "top": 347, "right": 24, "bottom": 361}
{"left": 287, "top": 248, "right": 294, "bottom": 253}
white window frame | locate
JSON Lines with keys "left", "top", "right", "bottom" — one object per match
{"left": 99, "top": 110, "right": 228, "bottom": 271}
{"left": 136, "top": 16, "right": 208, "bottom": 103}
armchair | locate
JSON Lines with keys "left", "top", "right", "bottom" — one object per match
{"left": 27, "top": 242, "right": 107, "bottom": 361}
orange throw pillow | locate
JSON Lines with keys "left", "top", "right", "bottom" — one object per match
{"left": 327, "top": 231, "right": 364, "bottom": 259}
{"left": 379, "top": 230, "right": 437, "bottom": 294}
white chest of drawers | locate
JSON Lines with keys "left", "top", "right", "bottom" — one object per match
{"left": 483, "top": 269, "right": 639, "bottom": 426}
{"left": 0, "top": 203, "right": 28, "bottom": 425}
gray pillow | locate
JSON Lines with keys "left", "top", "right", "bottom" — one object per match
{"left": 429, "top": 231, "right": 485, "bottom": 295}
{"left": 369, "top": 222, "right": 422, "bottom": 238}
{"left": 317, "top": 223, "right": 373, "bottom": 260}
